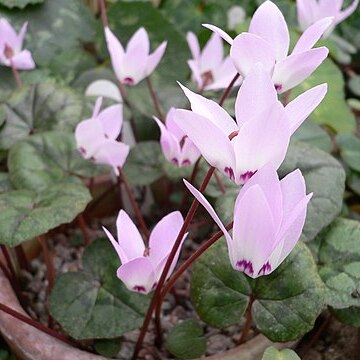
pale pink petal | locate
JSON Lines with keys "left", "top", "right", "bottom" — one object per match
{"left": 153, "top": 116, "right": 182, "bottom": 165}
{"left": 11, "top": 50, "right": 35, "bottom": 70}
{"left": 14, "top": 21, "right": 27, "bottom": 52}
{"left": 94, "top": 140, "right": 130, "bottom": 173}
{"left": 121, "top": 43, "right": 148, "bottom": 84}
{"left": 187, "top": 31, "right": 200, "bottom": 59}
{"left": 104, "top": 27, "right": 125, "bottom": 81}
{"left": 230, "top": 33, "right": 276, "bottom": 77}
{"left": 180, "top": 137, "right": 201, "bottom": 166}
{"left": 148, "top": 211, "right": 184, "bottom": 267}
{"left": 174, "top": 109, "right": 236, "bottom": 175}
{"left": 205, "top": 56, "right": 239, "bottom": 91}
{"left": 92, "top": 97, "right": 103, "bottom": 118}
{"left": 249, "top": 0, "right": 290, "bottom": 61}
{"left": 126, "top": 27, "right": 149, "bottom": 54}
{"left": 200, "top": 32, "right": 223, "bottom": 73}
{"left": 98, "top": 104, "right": 123, "bottom": 140}
{"left": 336, "top": 0, "right": 359, "bottom": 25}
{"left": 297, "top": 0, "right": 318, "bottom": 30}
{"left": 102, "top": 226, "right": 128, "bottom": 264}
{"left": 285, "top": 83, "right": 328, "bottom": 133}
{"left": 235, "top": 63, "right": 278, "bottom": 127}
{"left": 318, "top": 0, "right": 343, "bottom": 17}
{"left": 187, "top": 59, "right": 203, "bottom": 89}
{"left": 232, "top": 185, "right": 276, "bottom": 277}
{"left": 0, "top": 19, "right": 18, "bottom": 48}
{"left": 233, "top": 102, "right": 291, "bottom": 184}
{"left": 117, "top": 257, "right": 155, "bottom": 294}
{"left": 272, "top": 47, "right": 329, "bottom": 93}
{"left": 202, "top": 24, "right": 234, "bottom": 45}
{"left": 235, "top": 164, "right": 283, "bottom": 233}
{"left": 178, "top": 83, "right": 238, "bottom": 136}
{"left": 166, "top": 108, "right": 186, "bottom": 141}
{"left": 146, "top": 41, "right": 167, "bottom": 77}
{"left": 292, "top": 17, "right": 334, "bottom": 54}
{"left": 116, "top": 210, "right": 145, "bottom": 260}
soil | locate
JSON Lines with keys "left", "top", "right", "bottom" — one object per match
{"left": 15, "top": 218, "right": 359, "bottom": 360}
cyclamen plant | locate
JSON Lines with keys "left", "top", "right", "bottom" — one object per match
{"left": 0, "top": 0, "right": 358, "bottom": 359}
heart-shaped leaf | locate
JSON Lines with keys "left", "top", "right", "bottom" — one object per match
{"left": 262, "top": 346, "right": 300, "bottom": 360}
{"left": 0, "top": 83, "right": 84, "bottom": 150}
{"left": 0, "top": 182, "right": 91, "bottom": 246}
{"left": 337, "top": 134, "right": 360, "bottom": 172}
{"left": 191, "top": 241, "right": 325, "bottom": 342}
{"left": 8, "top": 131, "right": 106, "bottom": 191}
{"left": 331, "top": 306, "right": 360, "bottom": 327}
{"left": 49, "top": 239, "right": 149, "bottom": 339}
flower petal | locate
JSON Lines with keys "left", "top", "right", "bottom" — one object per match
{"left": 272, "top": 47, "right": 329, "bottom": 93}
{"left": 202, "top": 23, "right": 233, "bottom": 45}
{"left": 85, "top": 80, "right": 122, "bottom": 103}
{"left": 292, "top": 17, "right": 334, "bottom": 54}
{"left": 200, "top": 32, "right": 223, "bottom": 73}
{"left": 336, "top": 0, "right": 359, "bottom": 25}
{"left": 104, "top": 27, "right": 125, "bottom": 81}
{"left": 116, "top": 210, "right": 145, "bottom": 260}
{"left": 180, "top": 137, "right": 201, "bottom": 166}
{"left": 296, "top": 0, "right": 318, "bottom": 30}
{"left": 126, "top": 27, "right": 149, "bottom": 55}
{"left": 102, "top": 226, "right": 128, "bottom": 264}
{"left": 117, "top": 257, "right": 155, "bottom": 294}
{"left": 0, "top": 19, "right": 18, "bottom": 49}
{"left": 187, "top": 31, "right": 201, "bottom": 59}
{"left": 98, "top": 104, "right": 123, "bottom": 140}
{"left": 285, "top": 83, "right": 328, "bottom": 133}
{"left": 249, "top": 0, "right": 290, "bottom": 61}
{"left": 178, "top": 83, "right": 238, "bottom": 135}
{"left": 166, "top": 108, "right": 186, "bottom": 141}
{"left": 121, "top": 42, "right": 148, "bottom": 84}
{"left": 235, "top": 63, "right": 278, "bottom": 127}
{"left": 173, "top": 109, "right": 236, "bottom": 175}
{"left": 11, "top": 50, "right": 35, "bottom": 70}
{"left": 146, "top": 41, "right": 167, "bottom": 77}
{"left": 15, "top": 21, "right": 28, "bottom": 52}
{"left": 230, "top": 32, "right": 276, "bottom": 77}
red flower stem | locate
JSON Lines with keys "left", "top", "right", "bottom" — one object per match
{"left": 146, "top": 77, "right": 164, "bottom": 121}
{"left": 119, "top": 169, "right": 150, "bottom": 241}
{"left": 132, "top": 166, "right": 215, "bottom": 359}
{"left": 77, "top": 214, "right": 90, "bottom": 247}
{"left": 238, "top": 295, "right": 254, "bottom": 345}
{"left": 10, "top": 59, "right": 22, "bottom": 88}
{"left": 214, "top": 171, "right": 226, "bottom": 194}
{"left": 0, "top": 301, "right": 76, "bottom": 346}
{"left": 98, "top": 0, "right": 108, "bottom": 27}
{"left": 155, "top": 222, "right": 234, "bottom": 340}
{"left": 218, "top": 73, "right": 240, "bottom": 106}
{"left": 38, "top": 236, "right": 55, "bottom": 293}
{"left": 14, "top": 245, "right": 30, "bottom": 272}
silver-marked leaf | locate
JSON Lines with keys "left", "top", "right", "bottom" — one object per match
{"left": 0, "top": 0, "right": 43, "bottom": 9}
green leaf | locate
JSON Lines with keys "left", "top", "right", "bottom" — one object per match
{"left": 331, "top": 306, "right": 360, "bottom": 327}
{"left": 0, "top": 182, "right": 91, "bottom": 246}
{"left": 8, "top": 131, "right": 106, "bottom": 191}
{"left": 289, "top": 59, "right": 356, "bottom": 133}
{"left": 316, "top": 218, "right": 360, "bottom": 310}
{"left": 0, "top": 173, "right": 12, "bottom": 193}
{"left": 348, "top": 75, "right": 360, "bottom": 97}
{"left": 347, "top": 170, "right": 360, "bottom": 196}
{"left": 122, "top": 141, "right": 163, "bottom": 186}
{"left": 94, "top": 339, "right": 121, "bottom": 358}
{"left": 166, "top": 320, "right": 206, "bottom": 359}
{"left": 191, "top": 241, "right": 324, "bottom": 342}
{"left": 0, "top": 83, "right": 85, "bottom": 150}
{"left": 49, "top": 239, "right": 149, "bottom": 339}
{"left": 262, "top": 346, "right": 300, "bottom": 360}
{"left": 0, "top": 0, "right": 43, "bottom": 9}
{"left": 337, "top": 134, "right": 360, "bottom": 172}
{"left": 279, "top": 142, "right": 345, "bottom": 242}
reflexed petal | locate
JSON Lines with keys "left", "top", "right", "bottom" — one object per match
{"left": 121, "top": 43, "right": 148, "bottom": 84}
{"left": 146, "top": 41, "right": 167, "bottom": 76}
{"left": 318, "top": 0, "right": 342, "bottom": 17}
{"left": 235, "top": 63, "right": 278, "bottom": 127}
{"left": 233, "top": 102, "right": 291, "bottom": 184}
{"left": 117, "top": 257, "right": 155, "bottom": 294}
{"left": 187, "top": 31, "right": 201, "bottom": 59}
{"left": 184, "top": 180, "right": 232, "bottom": 244}
{"left": 232, "top": 185, "right": 276, "bottom": 277}
{"left": 200, "top": 32, "right": 223, "bottom": 72}
{"left": 272, "top": 47, "right": 329, "bottom": 93}
{"left": 92, "top": 97, "right": 103, "bottom": 118}
{"left": 116, "top": 210, "right": 145, "bottom": 260}
{"left": 94, "top": 140, "right": 130, "bottom": 173}
{"left": 202, "top": 24, "right": 234, "bottom": 45}
{"left": 178, "top": 83, "right": 238, "bottom": 135}
{"left": 102, "top": 226, "right": 128, "bottom": 264}
{"left": 104, "top": 27, "right": 125, "bottom": 80}
{"left": 85, "top": 80, "right": 122, "bottom": 102}
{"left": 11, "top": 50, "right": 35, "bottom": 70}
{"left": 187, "top": 59, "right": 203, "bottom": 89}
{"left": 292, "top": 17, "right": 333, "bottom": 54}
{"left": 149, "top": 211, "right": 184, "bottom": 267}
{"left": 0, "top": 19, "right": 18, "bottom": 49}
{"left": 153, "top": 116, "right": 181, "bottom": 164}
{"left": 180, "top": 137, "right": 201, "bottom": 165}
{"left": 296, "top": 0, "right": 318, "bottom": 30}
{"left": 98, "top": 104, "right": 123, "bottom": 140}
{"left": 126, "top": 27, "right": 149, "bottom": 54}
{"left": 205, "top": 56, "right": 239, "bottom": 91}
{"left": 285, "top": 83, "right": 327, "bottom": 133}
{"left": 249, "top": 0, "right": 290, "bottom": 61}
{"left": 336, "top": 0, "right": 359, "bottom": 25}
{"left": 230, "top": 33, "right": 276, "bottom": 77}
{"left": 173, "top": 109, "right": 236, "bottom": 174}
{"left": 166, "top": 108, "right": 186, "bottom": 141}
{"left": 15, "top": 21, "right": 28, "bottom": 52}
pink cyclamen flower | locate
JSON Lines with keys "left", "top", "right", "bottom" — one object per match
{"left": 186, "top": 31, "right": 241, "bottom": 91}
{"left": 103, "top": 210, "right": 186, "bottom": 294}
{"left": 173, "top": 63, "right": 327, "bottom": 185}
{"left": 153, "top": 108, "right": 200, "bottom": 167}
{"left": 104, "top": 26, "right": 167, "bottom": 86}
{"left": 297, "top": 0, "right": 359, "bottom": 36}
{"left": 184, "top": 164, "right": 313, "bottom": 278}
{"left": 0, "top": 19, "right": 35, "bottom": 70}
{"left": 75, "top": 97, "right": 129, "bottom": 175}
{"left": 204, "top": 0, "right": 333, "bottom": 93}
